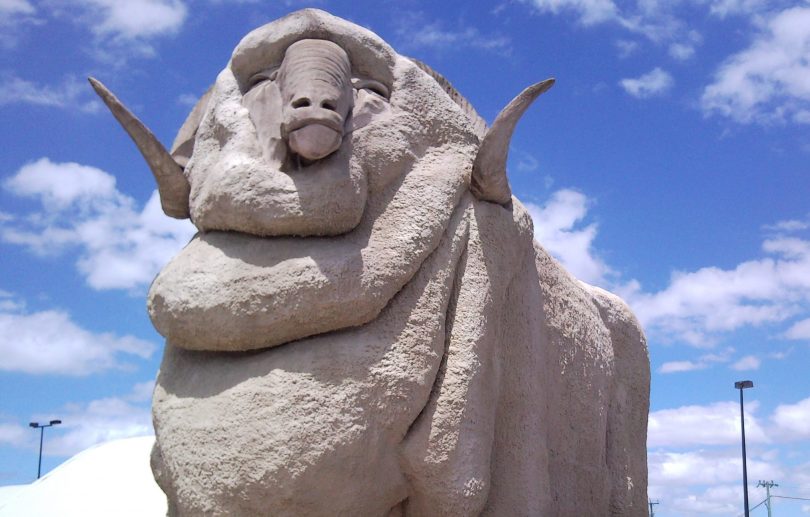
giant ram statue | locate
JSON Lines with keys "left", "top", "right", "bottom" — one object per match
{"left": 91, "top": 8, "right": 649, "bottom": 516}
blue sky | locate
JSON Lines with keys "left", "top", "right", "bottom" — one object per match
{"left": 1, "top": 0, "right": 809, "bottom": 515}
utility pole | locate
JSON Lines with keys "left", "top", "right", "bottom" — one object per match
{"left": 758, "top": 480, "right": 779, "bottom": 517}
{"left": 649, "top": 499, "right": 660, "bottom": 516}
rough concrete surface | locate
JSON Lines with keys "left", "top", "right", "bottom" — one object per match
{"left": 94, "top": 8, "right": 650, "bottom": 516}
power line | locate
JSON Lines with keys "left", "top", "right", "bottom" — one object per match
{"left": 772, "top": 495, "right": 810, "bottom": 501}
{"left": 649, "top": 499, "right": 660, "bottom": 516}
{"left": 736, "top": 499, "right": 766, "bottom": 517}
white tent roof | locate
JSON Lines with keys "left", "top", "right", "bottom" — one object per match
{"left": 0, "top": 436, "right": 166, "bottom": 517}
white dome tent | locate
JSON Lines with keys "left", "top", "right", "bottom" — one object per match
{"left": 0, "top": 437, "right": 166, "bottom": 517}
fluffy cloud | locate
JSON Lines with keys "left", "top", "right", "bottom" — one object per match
{"left": 619, "top": 67, "right": 673, "bottom": 98}
{"left": 66, "top": 0, "right": 187, "bottom": 41}
{"left": 730, "top": 354, "right": 760, "bottom": 371}
{"left": 394, "top": 12, "right": 511, "bottom": 54}
{"left": 646, "top": 396, "right": 810, "bottom": 514}
{"left": 702, "top": 6, "right": 810, "bottom": 125}
{"left": 0, "top": 0, "right": 34, "bottom": 14}
{"left": 44, "top": 396, "right": 152, "bottom": 456}
{"left": 648, "top": 449, "right": 779, "bottom": 487}
{"left": 0, "top": 73, "right": 100, "bottom": 112}
{"left": 771, "top": 397, "right": 810, "bottom": 440}
{"left": 704, "top": 0, "right": 766, "bottom": 18}
{"left": 530, "top": 195, "right": 810, "bottom": 349}
{"left": 2, "top": 383, "right": 154, "bottom": 457}
{"left": 621, "top": 233, "right": 810, "bottom": 346}
{"left": 36, "top": 0, "right": 188, "bottom": 60}
{"left": 785, "top": 317, "right": 810, "bottom": 340}
{"left": 0, "top": 422, "right": 28, "bottom": 447}
{"left": 648, "top": 401, "right": 767, "bottom": 448}
{"left": 1, "top": 158, "right": 196, "bottom": 290}
{"left": 523, "top": 0, "right": 619, "bottom": 25}
{"left": 659, "top": 349, "right": 734, "bottom": 373}
{"left": 525, "top": 189, "right": 611, "bottom": 285}
{"left": 0, "top": 0, "right": 38, "bottom": 48}
{"left": 0, "top": 303, "right": 155, "bottom": 375}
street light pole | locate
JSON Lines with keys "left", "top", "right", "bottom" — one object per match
{"left": 28, "top": 419, "right": 61, "bottom": 479}
{"left": 734, "top": 380, "right": 754, "bottom": 517}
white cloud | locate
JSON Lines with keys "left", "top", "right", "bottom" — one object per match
{"left": 67, "top": 0, "right": 187, "bottom": 41}
{"left": 659, "top": 359, "right": 707, "bottom": 373}
{"left": 0, "top": 73, "right": 100, "bottom": 113}
{"left": 702, "top": 6, "right": 810, "bottom": 125}
{"left": 0, "top": 422, "right": 28, "bottom": 447}
{"left": 37, "top": 0, "right": 187, "bottom": 60}
{"left": 0, "top": 0, "right": 34, "bottom": 14}
{"left": 705, "top": 0, "right": 766, "bottom": 19}
{"left": 17, "top": 383, "right": 154, "bottom": 458}
{"left": 42, "top": 396, "right": 153, "bottom": 457}
{"left": 785, "top": 317, "right": 810, "bottom": 340}
{"left": 648, "top": 401, "right": 767, "bottom": 448}
{"left": 648, "top": 481, "right": 768, "bottom": 515}
{"left": 526, "top": 189, "right": 611, "bottom": 285}
{"left": 5, "top": 158, "right": 117, "bottom": 207}
{"left": 395, "top": 14, "right": 511, "bottom": 54}
{"left": 525, "top": 0, "right": 619, "bottom": 25}
{"left": 0, "top": 0, "right": 38, "bottom": 48}
{"left": 529, "top": 194, "right": 810, "bottom": 348}
{"left": 669, "top": 42, "right": 695, "bottom": 60}
{"left": 648, "top": 450, "right": 778, "bottom": 487}
{"left": 659, "top": 349, "right": 733, "bottom": 373}
{"left": 668, "top": 29, "right": 702, "bottom": 60}
{"left": 614, "top": 39, "right": 639, "bottom": 57}
{"left": 622, "top": 234, "right": 810, "bottom": 346}
{"left": 1, "top": 383, "right": 154, "bottom": 458}
{"left": 1, "top": 158, "right": 196, "bottom": 290}
{"left": 730, "top": 354, "right": 761, "bottom": 371}
{"left": 176, "top": 92, "right": 199, "bottom": 107}
{"left": 772, "top": 397, "right": 810, "bottom": 440}
{"left": 514, "top": 150, "right": 539, "bottom": 172}
{"left": 0, "top": 305, "right": 155, "bottom": 375}
{"left": 126, "top": 380, "right": 155, "bottom": 402}
{"left": 646, "top": 396, "right": 810, "bottom": 514}
{"left": 619, "top": 67, "right": 673, "bottom": 98}
{"left": 0, "top": 289, "right": 24, "bottom": 312}
{"left": 764, "top": 218, "right": 810, "bottom": 233}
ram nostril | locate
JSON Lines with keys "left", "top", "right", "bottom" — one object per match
{"left": 292, "top": 98, "right": 311, "bottom": 109}
{"left": 321, "top": 100, "right": 337, "bottom": 112}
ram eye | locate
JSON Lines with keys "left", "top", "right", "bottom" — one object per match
{"left": 247, "top": 68, "right": 279, "bottom": 89}
{"left": 352, "top": 78, "right": 390, "bottom": 99}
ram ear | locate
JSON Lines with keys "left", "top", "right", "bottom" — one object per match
{"left": 471, "top": 78, "right": 555, "bottom": 205}
{"left": 170, "top": 85, "right": 213, "bottom": 168}
{"left": 88, "top": 77, "right": 190, "bottom": 219}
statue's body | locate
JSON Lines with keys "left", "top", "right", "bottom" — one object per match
{"left": 93, "top": 9, "right": 649, "bottom": 516}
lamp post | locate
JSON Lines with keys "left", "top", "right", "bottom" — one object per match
{"left": 734, "top": 380, "right": 754, "bottom": 517}
{"left": 29, "top": 419, "right": 61, "bottom": 479}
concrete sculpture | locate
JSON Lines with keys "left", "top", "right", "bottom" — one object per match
{"left": 91, "top": 9, "right": 649, "bottom": 516}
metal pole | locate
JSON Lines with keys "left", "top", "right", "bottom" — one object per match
{"left": 29, "top": 419, "right": 61, "bottom": 480}
{"left": 37, "top": 426, "right": 44, "bottom": 479}
{"left": 740, "top": 387, "right": 750, "bottom": 517}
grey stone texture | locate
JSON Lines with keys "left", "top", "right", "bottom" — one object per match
{"left": 93, "top": 8, "right": 650, "bottom": 516}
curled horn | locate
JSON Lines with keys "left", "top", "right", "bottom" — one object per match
{"left": 88, "top": 77, "right": 190, "bottom": 219}
{"left": 471, "top": 78, "right": 555, "bottom": 205}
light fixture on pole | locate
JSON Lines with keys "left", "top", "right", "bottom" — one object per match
{"left": 29, "top": 419, "right": 62, "bottom": 479}
{"left": 734, "top": 380, "right": 754, "bottom": 517}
